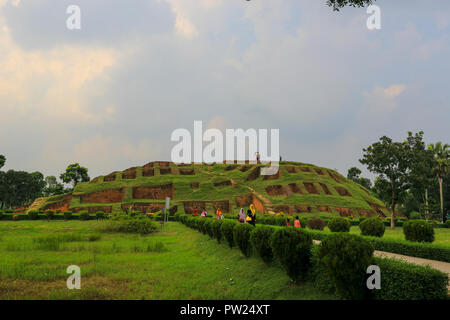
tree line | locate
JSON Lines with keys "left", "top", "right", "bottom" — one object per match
{"left": 0, "top": 156, "right": 89, "bottom": 210}
{"left": 347, "top": 131, "right": 449, "bottom": 228}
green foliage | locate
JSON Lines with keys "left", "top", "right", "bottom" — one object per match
{"left": 220, "top": 220, "right": 237, "bottom": 248}
{"left": 319, "top": 233, "right": 374, "bottom": 299}
{"left": 28, "top": 210, "right": 39, "bottom": 220}
{"left": 0, "top": 170, "right": 46, "bottom": 209}
{"left": 250, "top": 225, "right": 275, "bottom": 264}
{"left": 270, "top": 227, "right": 313, "bottom": 282}
{"left": 359, "top": 217, "right": 385, "bottom": 237}
{"left": 409, "top": 211, "right": 421, "bottom": 219}
{"left": 79, "top": 210, "right": 90, "bottom": 221}
{"left": 96, "top": 211, "right": 106, "bottom": 220}
{"left": 372, "top": 257, "right": 448, "bottom": 300}
{"left": 197, "top": 218, "right": 207, "bottom": 234}
{"left": 233, "top": 223, "right": 254, "bottom": 257}
{"left": 64, "top": 211, "right": 72, "bottom": 220}
{"left": 0, "top": 154, "right": 5, "bottom": 169}
{"left": 212, "top": 219, "right": 224, "bottom": 243}
{"left": 204, "top": 219, "right": 215, "bottom": 239}
{"left": 403, "top": 220, "right": 435, "bottom": 243}
{"left": 327, "top": 217, "right": 350, "bottom": 232}
{"left": 99, "top": 217, "right": 158, "bottom": 235}
{"left": 306, "top": 217, "right": 326, "bottom": 230}
{"left": 44, "top": 210, "right": 55, "bottom": 220}
{"left": 5, "top": 209, "right": 13, "bottom": 213}
{"left": 0, "top": 210, "right": 3, "bottom": 219}
{"left": 60, "top": 163, "right": 90, "bottom": 188}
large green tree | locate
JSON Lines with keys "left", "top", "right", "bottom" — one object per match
{"left": 347, "top": 167, "right": 372, "bottom": 190}
{"left": 0, "top": 170, "right": 45, "bottom": 209}
{"left": 0, "top": 154, "right": 5, "bottom": 169}
{"left": 428, "top": 142, "right": 449, "bottom": 222}
{"left": 44, "top": 176, "right": 66, "bottom": 197}
{"left": 360, "top": 136, "right": 410, "bottom": 229}
{"left": 60, "top": 163, "right": 90, "bottom": 188}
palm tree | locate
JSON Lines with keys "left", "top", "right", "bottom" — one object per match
{"left": 428, "top": 142, "right": 450, "bottom": 222}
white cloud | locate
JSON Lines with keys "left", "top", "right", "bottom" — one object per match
{"left": 363, "top": 84, "right": 406, "bottom": 113}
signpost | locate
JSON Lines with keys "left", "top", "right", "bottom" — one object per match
{"left": 164, "top": 197, "right": 171, "bottom": 226}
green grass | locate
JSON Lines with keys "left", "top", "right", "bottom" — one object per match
{"left": 0, "top": 220, "right": 336, "bottom": 300}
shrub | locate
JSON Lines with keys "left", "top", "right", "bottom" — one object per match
{"left": 129, "top": 211, "right": 140, "bottom": 218}
{"left": 96, "top": 211, "right": 106, "bottom": 220}
{"left": 446, "top": 220, "right": 450, "bottom": 229}
{"left": 306, "top": 217, "right": 326, "bottom": 230}
{"left": 204, "top": 219, "right": 215, "bottom": 239}
{"left": 212, "top": 219, "right": 223, "bottom": 243}
{"left": 197, "top": 219, "right": 207, "bottom": 234}
{"left": 233, "top": 223, "right": 254, "bottom": 257}
{"left": 270, "top": 227, "right": 313, "bottom": 282}
{"left": 359, "top": 217, "right": 385, "bottom": 237}
{"left": 79, "top": 211, "right": 90, "bottom": 221}
{"left": 327, "top": 217, "right": 350, "bottom": 232}
{"left": 121, "top": 217, "right": 157, "bottom": 234}
{"left": 45, "top": 210, "right": 55, "bottom": 220}
{"left": 409, "top": 211, "right": 421, "bottom": 220}
{"left": 403, "top": 220, "right": 434, "bottom": 243}
{"left": 5, "top": 209, "right": 13, "bottom": 213}
{"left": 64, "top": 211, "right": 72, "bottom": 220}
{"left": 372, "top": 257, "right": 448, "bottom": 300}
{"left": 220, "top": 220, "right": 236, "bottom": 248}
{"left": 250, "top": 225, "right": 275, "bottom": 264}
{"left": 28, "top": 210, "right": 39, "bottom": 220}
{"left": 0, "top": 210, "right": 3, "bottom": 219}
{"left": 12, "top": 215, "right": 19, "bottom": 220}
{"left": 319, "top": 233, "right": 374, "bottom": 299}
{"left": 262, "top": 215, "right": 275, "bottom": 226}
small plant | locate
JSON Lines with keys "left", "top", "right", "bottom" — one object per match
{"left": 28, "top": 210, "right": 39, "bottom": 220}
{"left": 306, "top": 217, "right": 326, "bottom": 230}
{"left": 403, "top": 220, "right": 435, "bottom": 243}
{"left": 233, "top": 223, "right": 254, "bottom": 257}
{"left": 212, "top": 219, "right": 223, "bottom": 243}
{"left": 64, "top": 211, "right": 72, "bottom": 220}
{"left": 359, "top": 217, "right": 385, "bottom": 237}
{"left": 96, "top": 211, "right": 106, "bottom": 220}
{"left": 250, "top": 225, "right": 275, "bottom": 264}
{"left": 45, "top": 210, "right": 55, "bottom": 220}
{"left": 79, "top": 210, "right": 90, "bottom": 221}
{"left": 328, "top": 217, "right": 350, "bottom": 232}
{"left": 270, "top": 227, "right": 313, "bottom": 282}
{"left": 220, "top": 220, "right": 236, "bottom": 248}
{"left": 319, "top": 233, "right": 374, "bottom": 299}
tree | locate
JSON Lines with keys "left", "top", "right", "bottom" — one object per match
{"left": 0, "top": 170, "right": 45, "bottom": 209}
{"left": 360, "top": 136, "right": 410, "bottom": 229}
{"left": 347, "top": 167, "right": 372, "bottom": 190}
{"left": 0, "top": 154, "right": 5, "bottom": 169}
{"left": 327, "top": 0, "right": 375, "bottom": 11}
{"left": 428, "top": 142, "right": 450, "bottom": 222}
{"left": 44, "top": 176, "right": 65, "bottom": 197}
{"left": 60, "top": 163, "right": 90, "bottom": 188}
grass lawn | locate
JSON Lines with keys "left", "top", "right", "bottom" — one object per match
{"left": 0, "top": 220, "right": 336, "bottom": 300}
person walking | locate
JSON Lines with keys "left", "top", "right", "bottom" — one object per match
{"left": 238, "top": 208, "right": 246, "bottom": 223}
{"left": 294, "top": 216, "right": 301, "bottom": 228}
{"left": 216, "top": 208, "right": 223, "bottom": 220}
{"left": 193, "top": 207, "right": 198, "bottom": 217}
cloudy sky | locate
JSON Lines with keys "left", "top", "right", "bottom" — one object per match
{"left": 0, "top": 0, "right": 449, "bottom": 180}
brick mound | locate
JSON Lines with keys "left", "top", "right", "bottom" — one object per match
{"left": 334, "top": 186, "right": 352, "bottom": 197}
{"left": 294, "top": 205, "right": 312, "bottom": 213}
{"left": 299, "top": 166, "right": 311, "bottom": 172}
{"left": 142, "top": 168, "right": 154, "bottom": 177}
{"left": 71, "top": 206, "right": 112, "bottom": 213}
{"left": 274, "top": 205, "right": 290, "bottom": 214}
{"left": 122, "top": 167, "right": 137, "bottom": 179}
{"left": 190, "top": 182, "right": 199, "bottom": 189}
{"left": 240, "top": 165, "right": 252, "bottom": 172}
{"left": 320, "top": 183, "right": 332, "bottom": 195}
{"left": 328, "top": 170, "right": 346, "bottom": 183}
{"left": 104, "top": 172, "right": 118, "bottom": 182}
{"left": 246, "top": 167, "right": 261, "bottom": 181}
{"left": 183, "top": 200, "right": 230, "bottom": 214}
{"left": 121, "top": 203, "right": 165, "bottom": 214}
{"left": 265, "top": 185, "right": 287, "bottom": 197}
{"left": 235, "top": 194, "right": 253, "bottom": 207}
{"left": 179, "top": 168, "right": 195, "bottom": 175}
{"left": 285, "top": 166, "right": 298, "bottom": 173}
{"left": 133, "top": 184, "right": 174, "bottom": 200}
{"left": 81, "top": 188, "right": 125, "bottom": 203}
{"left": 42, "top": 194, "right": 73, "bottom": 212}
{"left": 367, "top": 202, "right": 387, "bottom": 218}
{"left": 314, "top": 168, "right": 325, "bottom": 175}
{"left": 317, "top": 205, "right": 331, "bottom": 212}
{"left": 336, "top": 207, "right": 353, "bottom": 217}
{"left": 160, "top": 168, "right": 175, "bottom": 175}
{"left": 90, "top": 177, "right": 100, "bottom": 184}
{"left": 263, "top": 169, "right": 282, "bottom": 180}
{"left": 214, "top": 180, "right": 232, "bottom": 187}
{"left": 303, "top": 182, "right": 319, "bottom": 194}
{"left": 356, "top": 208, "right": 376, "bottom": 217}
{"left": 288, "top": 183, "right": 303, "bottom": 194}
{"left": 225, "top": 165, "right": 238, "bottom": 171}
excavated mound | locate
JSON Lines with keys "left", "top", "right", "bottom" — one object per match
{"left": 179, "top": 168, "right": 195, "bottom": 175}
{"left": 214, "top": 180, "right": 232, "bottom": 187}
{"left": 71, "top": 206, "right": 112, "bottom": 213}
{"left": 132, "top": 184, "right": 174, "bottom": 200}
{"left": 190, "top": 182, "right": 199, "bottom": 189}
{"left": 81, "top": 188, "right": 125, "bottom": 203}
{"left": 320, "top": 183, "right": 332, "bottom": 195}
{"left": 122, "top": 167, "right": 137, "bottom": 179}
{"left": 104, "top": 172, "right": 117, "bottom": 182}
{"left": 334, "top": 186, "right": 351, "bottom": 197}
{"left": 303, "top": 182, "right": 319, "bottom": 194}
{"left": 285, "top": 166, "right": 298, "bottom": 173}
{"left": 266, "top": 185, "right": 286, "bottom": 197}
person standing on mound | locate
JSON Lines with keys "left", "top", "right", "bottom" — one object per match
{"left": 294, "top": 216, "right": 301, "bottom": 228}
{"left": 216, "top": 208, "right": 223, "bottom": 220}
{"left": 247, "top": 209, "right": 256, "bottom": 226}
{"left": 193, "top": 207, "right": 198, "bottom": 217}
{"left": 238, "top": 208, "right": 246, "bottom": 223}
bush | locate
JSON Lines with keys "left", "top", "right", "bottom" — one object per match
{"left": 270, "top": 227, "right": 313, "bottom": 282}
{"left": 99, "top": 217, "right": 158, "bottom": 235}
{"left": 28, "top": 210, "right": 39, "bottom": 220}
{"left": 319, "top": 233, "right": 374, "bottom": 299}
{"left": 197, "top": 218, "right": 207, "bottom": 234}
{"left": 79, "top": 210, "right": 90, "bottom": 221}
{"left": 409, "top": 211, "right": 421, "bottom": 220}
{"left": 5, "top": 209, "right": 13, "bottom": 213}
{"left": 307, "top": 217, "right": 326, "bottom": 230}
{"left": 403, "top": 220, "right": 435, "bottom": 243}
{"left": 0, "top": 210, "right": 3, "bottom": 219}
{"left": 212, "top": 219, "right": 224, "bottom": 243}
{"left": 446, "top": 220, "right": 450, "bottom": 229}
{"left": 220, "top": 220, "right": 236, "bottom": 248}
{"left": 203, "top": 219, "right": 215, "bottom": 239}
{"left": 327, "top": 217, "right": 350, "bottom": 232}
{"left": 372, "top": 257, "right": 448, "bottom": 300}
{"left": 233, "top": 223, "right": 254, "bottom": 257}
{"left": 96, "top": 211, "right": 106, "bottom": 220}
{"left": 45, "top": 210, "right": 55, "bottom": 220}
{"left": 250, "top": 225, "right": 275, "bottom": 264}
{"left": 359, "top": 217, "right": 385, "bottom": 237}
{"left": 63, "top": 211, "right": 72, "bottom": 220}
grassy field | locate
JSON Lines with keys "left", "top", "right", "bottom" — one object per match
{"left": 0, "top": 220, "right": 336, "bottom": 300}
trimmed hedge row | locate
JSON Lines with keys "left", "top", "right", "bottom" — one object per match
{"left": 176, "top": 214, "right": 448, "bottom": 300}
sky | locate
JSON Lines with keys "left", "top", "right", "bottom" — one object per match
{"left": 0, "top": 0, "right": 449, "bottom": 181}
